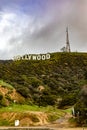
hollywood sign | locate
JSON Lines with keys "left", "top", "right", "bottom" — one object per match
{"left": 13, "top": 53, "right": 50, "bottom": 61}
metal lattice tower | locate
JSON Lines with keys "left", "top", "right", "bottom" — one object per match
{"left": 66, "top": 27, "right": 71, "bottom": 52}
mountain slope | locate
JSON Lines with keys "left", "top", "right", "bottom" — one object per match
{"left": 0, "top": 52, "right": 87, "bottom": 107}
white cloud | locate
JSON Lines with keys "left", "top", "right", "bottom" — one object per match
{"left": 0, "top": 11, "right": 34, "bottom": 59}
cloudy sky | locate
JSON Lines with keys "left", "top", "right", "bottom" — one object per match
{"left": 0, "top": 0, "right": 87, "bottom": 59}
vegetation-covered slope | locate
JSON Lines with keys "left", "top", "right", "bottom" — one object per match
{"left": 0, "top": 52, "right": 87, "bottom": 107}
{"left": 0, "top": 105, "right": 65, "bottom": 126}
{"left": 0, "top": 80, "right": 25, "bottom": 107}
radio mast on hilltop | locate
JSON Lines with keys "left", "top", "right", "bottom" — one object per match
{"left": 60, "top": 27, "right": 71, "bottom": 52}
{"left": 66, "top": 27, "right": 71, "bottom": 52}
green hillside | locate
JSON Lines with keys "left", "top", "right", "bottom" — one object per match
{"left": 0, "top": 52, "right": 87, "bottom": 108}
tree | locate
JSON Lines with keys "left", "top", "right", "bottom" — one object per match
{"left": 60, "top": 47, "right": 66, "bottom": 52}
{"left": 74, "top": 85, "right": 87, "bottom": 124}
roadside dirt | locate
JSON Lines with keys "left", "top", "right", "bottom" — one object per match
{"left": 0, "top": 111, "right": 49, "bottom": 126}
{"left": 0, "top": 111, "right": 87, "bottom": 130}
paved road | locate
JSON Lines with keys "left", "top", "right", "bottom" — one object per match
{"left": 0, "top": 127, "right": 86, "bottom": 130}
{"left": 53, "top": 128, "right": 87, "bottom": 130}
{"left": 0, "top": 127, "right": 52, "bottom": 130}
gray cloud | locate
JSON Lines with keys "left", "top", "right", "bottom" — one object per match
{"left": 0, "top": 0, "right": 87, "bottom": 59}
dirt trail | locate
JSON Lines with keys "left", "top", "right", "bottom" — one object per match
{"left": 45, "top": 113, "right": 87, "bottom": 130}
{"left": 47, "top": 112, "right": 74, "bottom": 129}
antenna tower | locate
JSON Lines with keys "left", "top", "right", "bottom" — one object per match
{"left": 66, "top": 27, "right": 71, "bottom": 52}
